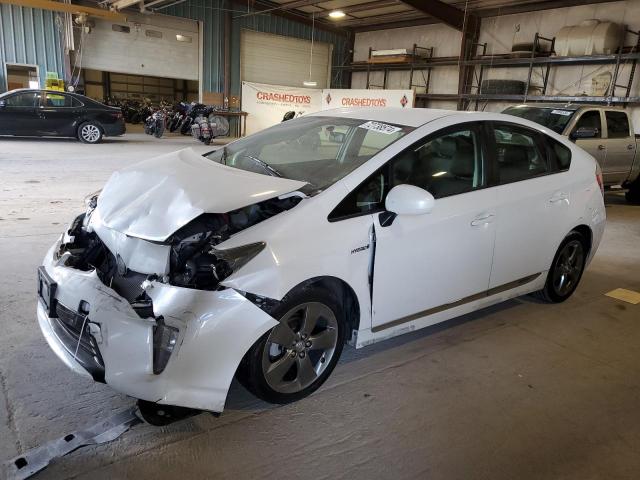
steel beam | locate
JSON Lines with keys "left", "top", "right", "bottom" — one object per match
{"left": 0, "top": 0, "right": 126, "bottom": 19}
{"left": 399, "top": 0, "right": 478, "bottom": 32}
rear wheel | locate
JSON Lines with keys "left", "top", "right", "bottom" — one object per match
{"left": 238, "top": 287, "right": 346, "bottom": 404}
{"left": 625, "top": 182, "right": 640, "bottom": 204}
{"left": 77, "top": 122, "right": 103, "bottom": 144}
{"left": 535, "top": 232, "right": 587, "bottom": 303}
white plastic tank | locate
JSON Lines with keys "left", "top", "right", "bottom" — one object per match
{"left": 555, "top": 20, "right": 623, "bottom": 56}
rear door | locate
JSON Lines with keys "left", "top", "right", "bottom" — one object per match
{"left": 488, "top": 122, "right": 572, "bottom": 289}
{"left": 572, "top": 109, "right": 606, "bottom": 166}
{"left": 603, "top": 110, "right": 636, "bottom": 184}
{"left": 0, "top": 91, "right": 41, "bottom": 135}
{"left": 39, "top": 93, "right": 83, "bottom": 137}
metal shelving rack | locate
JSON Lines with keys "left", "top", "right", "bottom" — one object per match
{"left": 333, "top": 30, "right": 640, "bottom": 108}
{"left": 361, "top": 44, "right": 435, "bottom": 91}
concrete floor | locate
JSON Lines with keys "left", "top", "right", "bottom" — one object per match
{"left": 1, "top": 129, "right": 639, "bottom": 480}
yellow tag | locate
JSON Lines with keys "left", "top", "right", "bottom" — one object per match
{"left": 604, "top": 288, "right": 640, "bottom": 305}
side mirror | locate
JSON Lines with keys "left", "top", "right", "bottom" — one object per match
{"left": 385, "top": 184, "right": 435, "bottom": 216}
{"left": 570, "top": 126, "right": 598, "bottom": 140}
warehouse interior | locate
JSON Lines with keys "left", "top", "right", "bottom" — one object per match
{"left": 1, "top": 0, "right": 640, "bottom": 478}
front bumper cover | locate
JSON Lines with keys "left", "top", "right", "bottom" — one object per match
{"left": 38, "top": 241, "right": 278, "bottom": 413}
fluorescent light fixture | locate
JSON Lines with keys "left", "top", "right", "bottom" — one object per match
{"left": 176, "top": 34, "right": 192, "bottom": 42}
{"left": 432, "top": 171, "right": 447, "bottom": 177}
{"left": 329, "top": 10, "right": 346, "bottom": 18}
{"left": 303, "top": 80, "right": 318, "bottom": 87}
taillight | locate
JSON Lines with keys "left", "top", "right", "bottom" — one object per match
{"left": 111, "top": 111, "right": 123, "bottom": 119}
{"left": 595, "top": 163, "right": 604, "bottom": 196}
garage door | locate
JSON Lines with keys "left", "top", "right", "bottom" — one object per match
{"left": 79, "top": 13, "right": 199, "bottom": 81}
{"left": 241, "top": 30, "right": 332, "bottom": 88}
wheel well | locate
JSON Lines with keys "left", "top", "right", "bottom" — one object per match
{"left": 288, "top": 276, "right": 361, "bottom": 343}
{"left": 571, "top": 224, "right": 593, "bottom": 256}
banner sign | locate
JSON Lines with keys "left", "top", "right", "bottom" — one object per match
{"left": 321, "top": 88, "right": 414, "bottom": 110}
{"left": 241, "top": 81, "right": 415, "bottom": 135}
{"left": 242, "top": 81, "right": 322, "bottom": 135}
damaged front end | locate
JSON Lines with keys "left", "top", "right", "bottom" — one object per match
{"left": 54, "top": 194, "right": 301, "bottom": 376}
{"left": 38, "top": 149, "right": 307, "bottom": 412}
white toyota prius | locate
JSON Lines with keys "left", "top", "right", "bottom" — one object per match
{"left": 37, "top": 108, "right": 606, "bottom": 423}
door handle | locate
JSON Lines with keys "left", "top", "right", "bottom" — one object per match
{"left": 627, "top": 144, "right": 634, "bottom": 150}
{"left": 471, "top": 213, "right": 495, "bottom": 226}
{"left": 549, "top": 192, "right": 569, "bottom": 203}
{"left": 597, "top": 144, "right": 605, "bottom": 150}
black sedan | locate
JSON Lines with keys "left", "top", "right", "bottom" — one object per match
{"left": 0, "top": 89, "right": 125, "bottom": 144}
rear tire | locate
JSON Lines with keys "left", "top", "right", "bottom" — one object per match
{"left": 77, "top": 122, "right": 103, "bottom": 144}
{"left": 625, "top": 183, "right": 640, "bottom": 204}
{"left": 238, "top": 286, "right": 346, "bottom": 404}
{"left": 534, "top": 231, "right": 587, "bottom": 303}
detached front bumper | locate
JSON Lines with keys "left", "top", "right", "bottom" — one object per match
{"left": 38, "top": 241, "right": 278, "bottom": 413}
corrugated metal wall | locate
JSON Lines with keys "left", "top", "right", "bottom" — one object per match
{"left": 0, "top": 4, "right": 65, "bottom": 91}
{"left": 164, "top": 0, "right": 348, "bottom": 94}
{"left": 0, "top": 1, "right": 347, "bottom": 95}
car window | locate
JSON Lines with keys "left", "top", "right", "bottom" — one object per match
{"left": 605, "top": 111, "right": 630, "bottom": 138}
{"left": 329, "top": 125, "right": 484, "bottom": 220}
{"left": 44, "top": 93, "right": 76, "bottom": 107}
{"left": 4, "top": 92, "right": 39, "bottom": 107}
{"left": 207, "top": 116, "right": 413, "bottom": 193}
{"left": 572, "top": 110, "right": 601, "bottom": 138}
{"left": 494, "top": 124, "right": 549, "bottom": 184}
{"left": 547, "top": 137, "right": 572, "bottom": 171}
{"left": 502, "top": 106, "right": 576, "bottom": 134}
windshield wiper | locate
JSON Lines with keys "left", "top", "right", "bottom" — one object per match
{"left": 242, "top": 153, "right": 283, "bottom": 178}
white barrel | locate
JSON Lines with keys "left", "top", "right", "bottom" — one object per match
{"left": 555, "top": 20, "right": 623, "bottom": 56}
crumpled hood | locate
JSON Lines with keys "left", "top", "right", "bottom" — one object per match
{"left": 91, "top": 148, "right": 306, "bottom": 242}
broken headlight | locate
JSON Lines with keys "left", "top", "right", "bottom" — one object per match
{"left": 210, "top": 242, "right": 266, "bottom": 279}
{"left": 169, "top": 240, "right": 266, "bottom": 290}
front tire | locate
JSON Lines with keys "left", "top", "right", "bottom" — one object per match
{"left": 77, "top": 122, "right": 103, "bottom": 144}
{"left": 535, "top": 231, "right": 587, "bottom": 303}
{"left": 238, "top": 286, "right": 346, "bottom": 404}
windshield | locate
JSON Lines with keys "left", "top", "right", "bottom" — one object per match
{"left": 503, "top": 106, "right": 576, "bottom": 134}
{"left": 205, "top": 116, "right": 413, "bottom": 193}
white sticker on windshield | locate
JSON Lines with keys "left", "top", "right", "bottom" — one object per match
{"left": 551, "top": 109, "right": 573, "bottom": 116}
{"left": 358, "top": 121, "right": 402, "bottom": 134}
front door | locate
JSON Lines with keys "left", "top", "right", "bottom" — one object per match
{"left": 573, "top": 109, "right": 606, "bottom": 167}
{"left": 0, "top": 91, "right": 41, "bottom": 135}
{"left": 368, "top": 123, "right": 496, "bottom": 330}
{"left": 603, "top": 110, "right": 636, "bottom": 184}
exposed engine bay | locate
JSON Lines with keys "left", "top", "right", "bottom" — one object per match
{"left": 57, "top": 195, "right": 302, "bottom": 310}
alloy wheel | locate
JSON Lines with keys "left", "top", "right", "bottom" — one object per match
{"left": 81, "top": 124, "right": 101, "bottom": 143}
{"left": 552, "top": 239, "right": 584, "bottom": 297}
{"left": 262, "top": 302, "right": 338, "bottom": 394}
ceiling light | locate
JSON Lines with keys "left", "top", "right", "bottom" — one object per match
{"left": 303, "top": 80, "right": 318, "bottom": 87}
{"left": 329, "top": 10, "right": 346, "bottom": 19}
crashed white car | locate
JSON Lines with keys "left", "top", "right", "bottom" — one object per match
{"left": 38, "top": 108, "right": 605, "bottom": 422}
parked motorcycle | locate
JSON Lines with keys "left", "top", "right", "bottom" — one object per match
{"left": 144, "top": 109, "right": 167, "bottom": 138}
{"left": 190, "top": 114, "right": 230, "bottom": 145}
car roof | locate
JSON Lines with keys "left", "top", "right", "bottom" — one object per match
{"left": 308, "top": 107, "right": 458, "bottom": 127}
{"left": 5, "top": 88, "right": 80, "bottom": 96}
